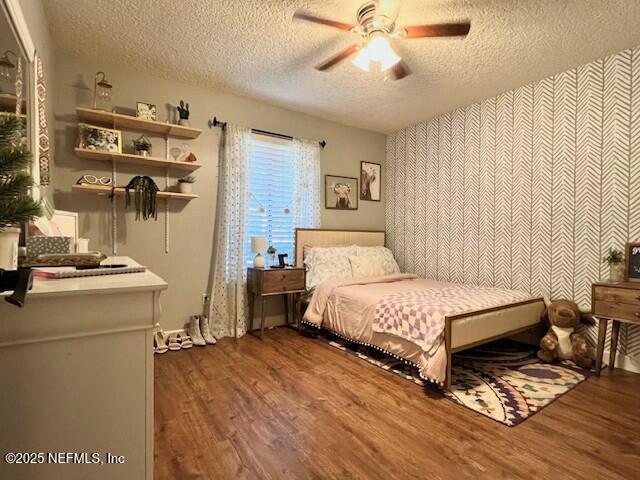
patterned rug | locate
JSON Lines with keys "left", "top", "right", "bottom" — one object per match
{"left": 317, "top": 332, "right": 592, "bottom": 426}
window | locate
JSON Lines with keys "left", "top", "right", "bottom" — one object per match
{"left": 244, "top": 134, "right": 296, "bottom": 267}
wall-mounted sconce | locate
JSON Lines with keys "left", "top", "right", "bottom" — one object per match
{"left": 93, "top": 71, "right": 113, "bottom": 110}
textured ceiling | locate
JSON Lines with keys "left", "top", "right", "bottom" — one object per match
{"left": 43, "top": 0, "right": 640, "bottom": 133}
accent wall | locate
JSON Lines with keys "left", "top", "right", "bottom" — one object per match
{"left": 385, "top": 45, "right": 640, "bottom": 363}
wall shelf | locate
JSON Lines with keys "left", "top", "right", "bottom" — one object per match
{"left": 76, "top": 107, "right": 202, "bottom": 139}
{"left": 75, "top": 148, "right": 201, "bottom": 171}
{"left": 72, "top": 183, "right": 198, "bottom": 201}
{"left": 0, "top": 93, "right": 26, "bottom": 112}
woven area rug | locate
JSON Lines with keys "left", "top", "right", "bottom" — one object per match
{"left": 317, "top": 332, "right": 592, "bottom": 426}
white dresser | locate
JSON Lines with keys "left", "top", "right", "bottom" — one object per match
{"left": 0, "top": 257, "right": 166, "bottom": 480}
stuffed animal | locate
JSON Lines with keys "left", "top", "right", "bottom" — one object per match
{"left": 537, "top": 299, "right": 593, "bottom": 369}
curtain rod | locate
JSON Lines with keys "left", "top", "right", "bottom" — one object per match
{"left": 208, "top": 117, "right": 326, "bottom": 149}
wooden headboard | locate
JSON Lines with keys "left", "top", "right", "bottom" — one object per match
{"left": 294, "top": 228, "right": 386, "bottom": 267}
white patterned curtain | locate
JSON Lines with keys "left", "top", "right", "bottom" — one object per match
{"left": 207, "top": 124, "right": 252, "bottom": 338}
{"left": 292, "top": 139, "right": 321, "bottom": 228}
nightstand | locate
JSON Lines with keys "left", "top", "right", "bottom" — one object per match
{"left": 592, "top": 281, "right": 640, "bottom": 374}
{"left": 247, "top": 267, "right": 306, "bottom": 339}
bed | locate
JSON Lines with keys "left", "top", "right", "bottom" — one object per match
{"left": 295, "top": 228, "right": 545, "bottom": 390}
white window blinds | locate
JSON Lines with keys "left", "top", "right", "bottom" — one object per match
{"left": 244, "top": 134, "right": 297, "bottom": 267}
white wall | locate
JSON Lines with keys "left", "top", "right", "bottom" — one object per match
{"left": 52, "top": 56, "right": 386, "bottom": 332}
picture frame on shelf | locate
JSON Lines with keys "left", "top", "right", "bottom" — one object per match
{"left": 360, "top": 161, "right": 381, "bottom": 201}
{"left": 136, "top": 102, "right": 157, "bottom": 121}
{"left": 77, "top": 123, "right": 122, "bottom": 154}
{"left": 625, "top": 242, "right": 640, "bottom": 282}
{"left": 325, "top": 175, "right": 358, "bottom": 210}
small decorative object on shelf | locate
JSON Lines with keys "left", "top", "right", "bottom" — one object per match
{"left": 176, "top": 100, "right": 190, "bottom": 126}
{"left": 603, "top": 247, "right": 625, "bottom": 283}
{"left": 625, "top": 242, "right": 640, "bottom": 282}
{"left": 76, "top": 174, "right": 113, "bottom": 186}
{"left": 267, "top": 245, "right": 276, "bottom": 266}
{"left": 251, "top": 236, "right": 266, "bottom": 268}
{"left": 136, "top": 101, "right": 156, "bottom": 121}
{"left": 0, "top": 115, "right": 42, "bottom": 271}
{"left": 132, "top": 135, "right": 152, "bottom": 157}
{"left": 184, "top": 152, "right": 197, "bottom": 163}
{"left": 0, "top": 50, "right": 17, "bottom": 83}
{"left": 93, "top": 71, "right": 113, "bottom": 111}
{"left": 78, "top": 123, "right": 122, "bottom": 153}
{"left": 177, "top": 174, "right": 196, "bottom": 194}
{"left": 124, "top": 176, "right": 159, "bottom": 221}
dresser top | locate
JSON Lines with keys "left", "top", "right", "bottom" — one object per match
{"left": 1, "top": 256, "right": 167, "bottom": 299}
{"left": 593, "top": 281, "right": 640, "bottom": 290}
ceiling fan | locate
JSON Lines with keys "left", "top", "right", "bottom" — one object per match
{"left": 293, "top": 0, "right": 470, "bottom": 80}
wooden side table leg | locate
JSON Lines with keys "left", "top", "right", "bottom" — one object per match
{"left": 283, "top": 294, "right": 289, "bottom": 326}
{"left": 260, "top": 296, "right": 266, "bottom": 340}
{"left": 296, "top": 294, "right": 302, "bottom": 331}
{"left": 248, "top": 292, "right": 255, "bottom": 336}
{"left": 595, "top": 317, "right": 608, "bottom": 376}
{"left": 609, "top": 320, "right": 620, "bottom": 371}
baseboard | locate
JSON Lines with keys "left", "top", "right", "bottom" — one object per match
{"left": 589, "top": 347, "right": 640, "bottom": 373}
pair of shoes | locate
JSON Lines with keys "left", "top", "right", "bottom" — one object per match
{"left": 154, "top": 329, "right": 168, "bottom": 354}
{"left": 189, "top": 315, "right": 206, "bottom": 346}
{"left": 167, "top": 331, "right": 193, "bottom": 350}
{"left": 189, "top": 314, "right": 217, "bottom": 346}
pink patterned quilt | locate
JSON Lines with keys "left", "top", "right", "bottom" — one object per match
{"left": 373, "top": 285, "right": 533, "bottom": 353}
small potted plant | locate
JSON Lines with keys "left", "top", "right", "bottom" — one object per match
{"left": 177, "top": 174, "right": 196, "bottom": 194}
{"left": 603, "top": 248, "right": 625, "bottom": 282}
{"left": 132, "top": 135, "right": 152, "bottom": 157}
{"left": 266, "top": 245, "right": 276, "bottom": 266}
{"left": 176, "top": 100, "right": 190, "bottom": 126}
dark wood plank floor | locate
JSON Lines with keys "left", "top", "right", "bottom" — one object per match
{"left": 155, "top": 328, "right": 640, "bottom": 480}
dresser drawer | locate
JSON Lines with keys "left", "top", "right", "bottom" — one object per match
{"left": 593, "top": 286, "right": 640, "bottom": 306}
{"left": 262, "top": 269, "right": 305, "bottom": 294}
{"left": 593, "top": 300, "right": 640, "bottom": 324}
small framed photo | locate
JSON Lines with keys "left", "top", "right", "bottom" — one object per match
{"left": 77, "top": 123, "right": 122, "bottom": 153}
{"left": 360, "top": 161, "right": 381, "bottom": 201}
{"left": 136, "top": 102, "right": 157, "bottom": 121}
{"left": 325, "top": 175, "right": 358, "bottom": 210}
{"left": 625, "top": 242, "right": 640, "bottom": 282}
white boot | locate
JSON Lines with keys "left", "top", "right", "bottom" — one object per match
{"left": 200, "top": 314, "right": 217, "bottom": 345}
{"left": 189, "top": 315, "right": 206, "bottom": 346}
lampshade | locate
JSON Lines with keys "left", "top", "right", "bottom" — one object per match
{"left": 352, "top": 35, "right": 400, "bottom": 73}
{"left": 251, "top": 236, "right": 266, "bottom": 253}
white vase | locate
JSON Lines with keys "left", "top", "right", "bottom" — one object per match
{"left": 178, "top": 182, "right": 192, "bottom": 194}
{"left": 0, "top": 227, "right": 20, "bottom": 270}
{"left": 609, "top": 263, "right": 625, "bottom": 283}
{"left": 178, "top": 119, "right": 190, "bottom": 127}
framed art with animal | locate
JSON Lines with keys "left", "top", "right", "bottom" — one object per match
{"left": 360, "top": 161, "right": 381, "bottom": 201}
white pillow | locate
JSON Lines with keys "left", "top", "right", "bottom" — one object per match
{"left": 355, "top": 246, "right": 400, "bottom": 275}
{"left": 349, "top": 255, "right": 387, "bottom": 277}
{"left": 304, "top": 246, "right": 356, "bottom": 290}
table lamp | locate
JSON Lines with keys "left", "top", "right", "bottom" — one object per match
{"left": 251, "top": 236, "right": 266, "bottom": 268}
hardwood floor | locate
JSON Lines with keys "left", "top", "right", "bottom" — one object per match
{"left": 155, "top": 328, "right": 640, "bottom": 480}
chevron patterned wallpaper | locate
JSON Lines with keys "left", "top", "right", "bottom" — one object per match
{"left": 385, "top": 46, "right": 640, "bottom": 359}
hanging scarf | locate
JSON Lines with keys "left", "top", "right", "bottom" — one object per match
{"left": 124, "top": 176, "right": 159, "bottom": 221}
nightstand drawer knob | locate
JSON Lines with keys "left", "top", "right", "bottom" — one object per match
{"left": 636, "top": 312, "right": 640, "bottom": 318}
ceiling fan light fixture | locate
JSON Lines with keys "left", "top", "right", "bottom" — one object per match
{"left": 352, "top": 35, "right": 400, "bottom": 73}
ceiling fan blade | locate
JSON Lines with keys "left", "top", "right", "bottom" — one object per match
{"left": 293, "top": 11, "right": 354, "bottom": 31}
{"left": 390, "top": 60, "right": 411, "bottom": 81}
{"left": 315, "top": 44, "right": 359, "bottom": 71}
{"left": 402, "top": 22, "right": 471, "bottom": 38}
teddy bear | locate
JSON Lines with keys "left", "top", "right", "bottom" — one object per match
{"left": 537, "top": 299, "right": 593, "bottom": 369}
